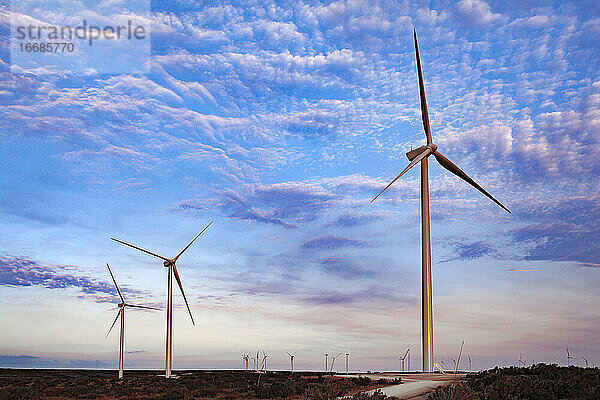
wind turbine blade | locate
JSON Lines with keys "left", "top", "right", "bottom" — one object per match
{"left": 106, "top": 263, "right": 124, "bottom": 303}
{"left": 172, "top": 264, "right": 195, "bottom": 325}
{"left": 105, "top": 308, "right": 122, "bottom": 340}
{"left": 110, "top": 238, "right": 170, "bottom": 261}
{"left": 433, "top": 151, "right": 511, "bottom": 213}
{"left": 173, "top": 221, "right": 213, "bottom": 262}
{"left": 125, "top": 304, "right": 162, "bottom": 311}
{"left": 403, "top": 348, "right": 410, "bottom": 359}
{"left": 414, "top": 29, "right": 432, "bottom": 145}
{"left": 371, "top": 147, "right": 432, "bottom": 203}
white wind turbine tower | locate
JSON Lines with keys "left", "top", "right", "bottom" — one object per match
{"left": 324, "top": 353, "right": 328, "bottom": 373}
{"left": 566, "top": 348, "right": 574, "bottom": 367}
{"left": 370, "top": 30, "right": 510, "bottom": 373}
{"left": 261, "top": 351, "right": 269, "bottom": 372}
{"left": 582, "top": 356, "right": 589, "bottom": 368}
{"left": 242, "top": 353, "right": 250, "bottom": 370}
{"left": 105, "top": 263, "right": 160, "bottom": 379}
{"left": 468, "top": 355, "right": 472, "bottom": 373}
{"left": 399, "top": 348, "right": 410, "bottom": 372}
{"left": 287, "top": 352, "right": 295, "bottom": 373}
{"left": 111, "top": 221, "right": 212, "bottom": 378}
{"left": 330, "top": 352, "right": 342, "bottom": 373}
{"left": 345, "top": 353, "right": 349, "bottom": 374}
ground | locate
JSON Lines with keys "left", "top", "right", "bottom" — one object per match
{"left": 0, "top": 369, "right": 400, "bottom": 399}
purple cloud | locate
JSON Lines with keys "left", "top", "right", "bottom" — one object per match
{"left": 301, "top": 234, "right": 368, "bottom": 250}
{"left": 440, "top": 239, "right": 501, "bottom": 263}
{"left": 0, "top": 256, "right": 142, "bottom": 303}
{"left": 328, "top": 213, "right": 383, "bottom": 227}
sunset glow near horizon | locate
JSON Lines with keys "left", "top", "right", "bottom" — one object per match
{"left": 1, "top": 0, "right": 599, "bottom": 372}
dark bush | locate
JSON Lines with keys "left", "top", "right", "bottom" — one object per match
{"left": 428, "top": 364, "right": 600, "bottom": 400}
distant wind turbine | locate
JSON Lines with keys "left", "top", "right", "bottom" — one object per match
{"left": 105, "top": 263, "right": 160, "bottom": 379}
{"left": 454, "top": 341, "right": 464, "bottom": 375}
{"left": 111, "top": 221, "right": 213, "bottom": 378}
{"left": 566, "top": 348, "right": 574, "bottom": 367}
{"left": 519, "top": 353, "right": 525, "bottom": 367}
{"left": 330, "top": 352, "right": 342, "bottom": 373}
{"left": 325, "top": 353, "right": 328, "bottom": 373}
{"left": 468, "top": 355, "right": 472, "bottom": 373}
{"left": 287, "top": 352, "right": 295, "bottom": 373}
{"left": 399, "top": 348, "right": 410, "bottom": 372}
{"left": 242, "top": 353, "right": 250, "bottom": 370}
{"left": 345, "top": 353, "right": 350, "bottom": 374}
{"left": 582, "top": 355, "right": 589, "bottom": 368}
{"left": 370, "top": 30, "right": 510, "bottom": 373}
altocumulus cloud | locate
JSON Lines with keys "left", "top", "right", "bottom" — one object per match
{"left": 301, "top": 234, "right": 368, "bottom": 250}
{"left": 0, "top": 256, "right": 140, "bottom": 302}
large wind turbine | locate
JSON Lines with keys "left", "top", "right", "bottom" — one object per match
{"left": 111, "top": 221, "right": 212, "bottom": 378}
{"left": 105, "top": 263, "right": 160, "bottom": 379}
{"left": 371, "top": 30, "right": 510, "bottom": 373}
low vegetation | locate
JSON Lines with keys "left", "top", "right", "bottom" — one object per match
{"left": 0, "top": 369, "right": 399, "bottom": 399}
{"left": 428, "top": 364, "right": 600, "bottom": 400}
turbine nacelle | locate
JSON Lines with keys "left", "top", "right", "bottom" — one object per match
{"left": 406, "top": 144, "right": 437, "bottom": 160}
{"left": 163, "top": 260, "right": 174, "bottom": 268}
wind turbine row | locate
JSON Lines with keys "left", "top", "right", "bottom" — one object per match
{"left": 102, "top": 29, "right": 512, "bottom": 378}
{"left": 108, "top": 221, "right": 213, "bottom": 378}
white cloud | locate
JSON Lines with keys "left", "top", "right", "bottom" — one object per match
{"left": 454, "top": 0, "right": 505, "bottom": 27}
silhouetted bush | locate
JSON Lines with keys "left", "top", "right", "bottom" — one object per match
{"left": 351, "top": 389, "right": 398, "bottom": 399}
{"left": 0, "top": 369, "right": 394, "bottom": 399}
{"left": 428, "top": 364, "right": 600, "bottom": 400}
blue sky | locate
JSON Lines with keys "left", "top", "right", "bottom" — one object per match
{"left": 1, "top": 0, "right": 599, "bottom": 371}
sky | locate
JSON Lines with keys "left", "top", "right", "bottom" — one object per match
{"left": 1, "top": 0, "right": 599, "bottom": 372}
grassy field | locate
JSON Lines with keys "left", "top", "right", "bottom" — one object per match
{"left": 428, "top": 364, "right": 600, "bottom": 400}
{"left": 0, "top": 369, "right": 400, "bottom": 399}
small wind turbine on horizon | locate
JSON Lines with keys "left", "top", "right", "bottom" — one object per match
{"left": 399, "top": 348, "right": 410, "bottom": 372}
{"left": 370, "top": 29, "right": 511, "bottom": 373}
{"left": 330, "top": 352, "right": 342, "bottom": 373}
{"left": 287, "top": 352, "right": 295, "bottom": 373}
{"left": 345, "top": 353, "right": 349, "bottom": 374}
{"left": 110, "top": 221, "right": 213, "bottom": 378}
{"left": 262, "top": 352, "right": 269, "bottom": 372}
{"left": 324, "top": 353, "right": 328, "bottom": 373}
{"left": 454, "top": 341, "right": 464, "bottom": 375}
{"left": 566, "top": 348, "right": 574, "bottom": 367}
{"left": 105, "top": 263, "right": 160, "bottom": 379}
{"left": 518, "top": 353, "right": 526, "bottom": 367}
{"left": 242, "top": 353, "right": 250, "bottom": 370}
{"left": 468, "top": 355, "right": 472, "bottom": 373}
{"left": 582, "top": 356, "right": 589, "bottom": 368}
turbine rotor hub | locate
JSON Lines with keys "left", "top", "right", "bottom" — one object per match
{"left": 163, "top": 260, "right": 173, "bottom": 268}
